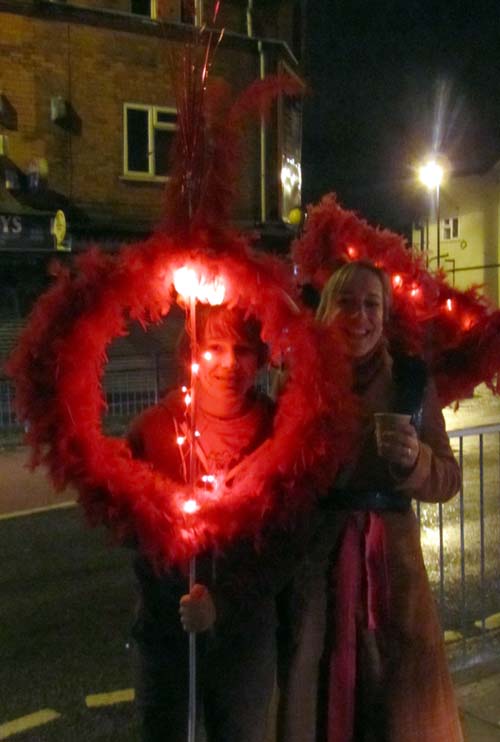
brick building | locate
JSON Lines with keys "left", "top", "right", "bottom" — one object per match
{"left": 0, "top": 0, "right": 303, "bottom": 263}
{"left": 0, "top": 0, "right": 304, "bottom": 424}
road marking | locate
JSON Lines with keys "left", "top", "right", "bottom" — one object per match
{"left": 0, "top": 709, "right": 61, "bottom": 739}
{"left": 474, "top": 612, "right": 500, "bottom": 631}
{"left": 444, "top": 630, "right": 463, "bottom": 643}
{"left": 0, "top": 501, "right": 76, "bottom": 521}
{"left": 85, "top": 689, "right": 135, "bottom": 707}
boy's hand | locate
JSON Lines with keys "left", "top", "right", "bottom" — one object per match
{"left": 179, "top": 583, "right": 216, "bottom": 633}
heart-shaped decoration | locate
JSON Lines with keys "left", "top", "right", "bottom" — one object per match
{"left": 8, "top": 230, "right": 356, "bottom": 566}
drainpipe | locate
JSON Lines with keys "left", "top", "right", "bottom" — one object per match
{"left": 247, "top": 2, "right": 267, "bottom": 224}
{"left": 257, "top": 40, "right": 267, "bottom": 224}
{"left": 246, "top": 0, "right": 254, "bottom": 37}
{"left": 195, "top": 0, "right": 203, "bottom": 26}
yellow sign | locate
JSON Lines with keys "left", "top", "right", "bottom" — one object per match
{"left": 51, "top": 210, "right": 69, "bottom": 251}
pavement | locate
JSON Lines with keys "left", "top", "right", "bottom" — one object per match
{"left": 2, "top": 445, "right": 500, "bottom": 741}
{"left": 0, "top": 445, "right": 77, "bottom": 516}
{"left": 456, "top": 661, "right": 500, "bottom": 741}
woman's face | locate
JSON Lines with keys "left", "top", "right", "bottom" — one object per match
{"left": 328, "top": 269, "right": 385, "bottom": 359}
{"left": 197, "top": 333, "right": 259, "bottom": 417}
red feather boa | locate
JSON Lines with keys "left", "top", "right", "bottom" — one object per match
{"left": 292, "top": 193, "right": 500, "bottom": 407}
{"left": 7, "top": 230, "right": 357, "bottom": 567}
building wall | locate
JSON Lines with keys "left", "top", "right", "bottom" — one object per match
{"left": 413, "top": 170, "right": 500, "bottom": 306}
{"left": 0, "top": 2, "right": 300, "bottom": 247}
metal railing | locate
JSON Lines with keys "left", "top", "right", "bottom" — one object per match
{"left": 420, "top": 423, "right": 500, "bottom": 669}
{"left": 0, "top": 355, "right": 177, "bottom": 431}
{"left": 0, "top": 377, "right": 16, "bottom": 428}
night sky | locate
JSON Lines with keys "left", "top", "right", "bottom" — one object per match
{"left": 302, "top": 0, "right": 500, "bottom": 231}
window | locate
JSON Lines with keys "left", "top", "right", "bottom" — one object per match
{"left": 124, "top": 104, "right": 177, "bottom": 179}
{"left": 130, "top": 0, "right": 156, "bottom": 18}
{"left": 442, "top": 216, "right": 459, "bottom": 240}
{"left": 181, "top": 1, "right": 195, "bottom": 23}
{"left": 278, "top": 64, "right": 303, "bottom": 223}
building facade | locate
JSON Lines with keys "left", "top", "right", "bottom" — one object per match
{"left": 412, "top": 161, "right": 500, "bottom": 306}
{"left": 0, "top": 0, "right": 303, "bottom": 264}
{"left": 0, "top": 0, "right": 304, "bottom": 423}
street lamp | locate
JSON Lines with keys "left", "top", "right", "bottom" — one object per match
{"left": 418, "top": 157, "right": 445, "bottom": 268}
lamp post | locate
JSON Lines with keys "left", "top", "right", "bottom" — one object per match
{"left": 418, "top": 158, "right": 444, "bottom": 268}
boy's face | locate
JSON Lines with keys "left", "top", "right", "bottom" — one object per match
{"left": 198, "top": 332, "right": 259, "bottom": 416}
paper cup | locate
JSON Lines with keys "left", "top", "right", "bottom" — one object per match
{"left": 374, "top": 412, "right": 412, "bottom": 454}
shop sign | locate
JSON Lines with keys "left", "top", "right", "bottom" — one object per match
{"left": 0, "top": 211, "right": 71, "bottom": 252}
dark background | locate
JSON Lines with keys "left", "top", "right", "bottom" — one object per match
{"left": 301, "top": 0, "right": 500, "bottom": 231}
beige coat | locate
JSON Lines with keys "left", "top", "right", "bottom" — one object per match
{"left": 278, "top": 353, "right": 463, "bottom": 742}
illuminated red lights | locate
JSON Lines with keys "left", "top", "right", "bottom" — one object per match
{"left": 183, "top": 499, "right": 200, "bottom": 514}
{"left": 392, "top": 274, "right": 403, "bottom": 289}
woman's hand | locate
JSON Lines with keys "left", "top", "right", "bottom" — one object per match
{"left": 378, "top": 422, "right": 420, "bottom": 472}
{"left": 179, "top": 583, "right": 216, "bottom": 633}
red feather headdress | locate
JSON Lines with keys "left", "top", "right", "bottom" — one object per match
{"left": 292, "top": 193, "right": 500, "bottom": 407}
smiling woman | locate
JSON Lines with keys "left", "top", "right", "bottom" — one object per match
{"left": 317, "top": 262, "right": 389, "bottom": 359}
{"left": 278, "top": 260, "right": 463, "bottom": 742}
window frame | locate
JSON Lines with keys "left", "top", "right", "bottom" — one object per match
{"left": 130, "top": 0, "right": 157, "bottom": 20}
{"left": 441, "top": 216, "right": 459, "bottom": 241}
{"left": 277, "top": 61, "right": 304, "bottom": 224}
{"left": 123, "top": 103, "right": 177, "bottom": 181}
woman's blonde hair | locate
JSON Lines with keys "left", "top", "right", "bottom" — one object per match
{"left": 316, "top": 261, "right": 392, "bottom": 324}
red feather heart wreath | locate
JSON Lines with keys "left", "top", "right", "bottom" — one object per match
{"left": 6, "top": 31, "right": 357, "bottom": 568}
{"left": 7, "top": 229, "right": 357, "bottom": 567}
{"left": 292, "top": 193, "right": 500, "bottom": 407}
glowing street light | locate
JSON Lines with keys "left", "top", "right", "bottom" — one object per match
{"left": 418, "top": 156, "right": 446, "bottom": 269}
{"left": 418, "top": 159, "right": 444, "bottom": 191}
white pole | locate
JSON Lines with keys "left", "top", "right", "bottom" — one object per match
{"left": 187, "top": 293, "right": 198, "bottom": 742}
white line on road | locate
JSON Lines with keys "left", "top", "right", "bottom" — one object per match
{"left": 0, "top": 709, "right": 61, "bottom": 739}
{"left": 0, "top": 501, "right": 76, "bottom": 521}
{"left": 85, "top": 689, "right": 135, "bottom": 707}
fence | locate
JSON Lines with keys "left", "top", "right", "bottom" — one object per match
{"left": 421, "top": 423, "right": 500, "bottom": 669}
{"left": 0, "top": 354, "right": 177, "bottom": 432}
{"left": 1, "top": 366, "right": 500, "bottom": 668}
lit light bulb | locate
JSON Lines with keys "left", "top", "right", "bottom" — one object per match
{"left": 191, "top": 362, "right": 200, "bottom": 374}
{"left": 392, "top": 274, "right": 403, "bottom": 289}
{"left": 446, "top": 299, "right": 453, "bottom": 312}
{"left": 183, "top": 499, "right": 200, "bottom": 514}
{"left": 201, "top": 474, "right": 216, "bottom": 484}
{"left": 184, "top": 393, "right": 191, "bottom": 406}
{"left": 181, "top": 385, "right": 188, "bottom": 393}
{"left": 173, "top": 266, "right": 226, "bottom": 305}
{"left": 176, "top": 435, "right": 186, "bottom": 446}
{"left": 173, "top": 267, "right": 200, "bottom": 301}
{"left": 194, "top": 430, "right": 201, "bottom": 438}
{"left": 198, "top": 275, "right": 226, "bottom": 305}
{"left": 347, "top": 245, "right": 358, "bottom": 259}
{"left": 203, "top": 351, "right": 212, "bottom": 361}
